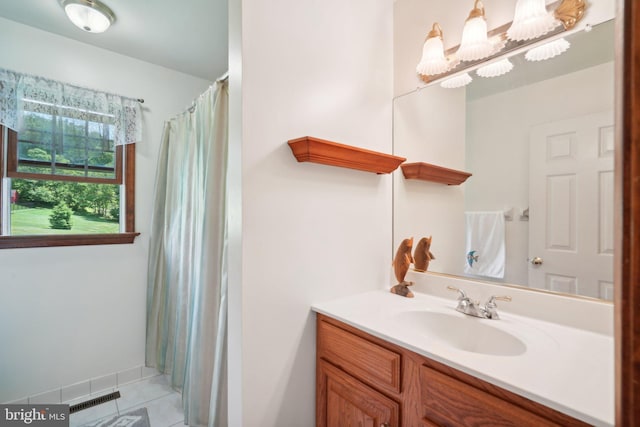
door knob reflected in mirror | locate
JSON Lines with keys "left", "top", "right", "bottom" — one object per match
{"left": 531, "top": 257, "right": 543, "bottom": 265}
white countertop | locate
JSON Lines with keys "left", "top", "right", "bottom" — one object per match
{"left": 312, "top": 290, "right": 614, "bottom": 427}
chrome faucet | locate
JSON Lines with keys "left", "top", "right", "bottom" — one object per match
{"left": 447, "top": 286, "right": 511, "bottom": 320}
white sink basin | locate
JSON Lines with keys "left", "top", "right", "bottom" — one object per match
{"left": 393, "top": 310, "right": 527, "bottom": 356}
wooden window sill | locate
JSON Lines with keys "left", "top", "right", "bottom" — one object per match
{"left": 0, "top": 232, "right": 140, "bottom": 249}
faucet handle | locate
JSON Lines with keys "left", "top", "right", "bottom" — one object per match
{"left": 484, "top": 295, "right": 511, "bottom": 320}
{"left": 447, "top": 286, "right": 468, "bottom": 300}
{"left": 486, "top": 295, "right": 512, "bottom": 306}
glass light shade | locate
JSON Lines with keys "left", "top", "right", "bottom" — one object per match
{"left": 63, "top": 0, "right": 114, "bottom": 33}
{"left": 456, "top": 17, "right": 495, "bottom": 62}
{"left": 525, "top": 38, "right": 570, "bottom": 61}
{"left": 507, "top": 0, "right": 559, "bottom": 41}
{"left": 440, "top": 73, "right": 472, "bottom": 89}
{"left": 416, "top": 36, "right": 450, "bottom": 76}
{"left": 476, "top": 58, "right": 514, "bottom": 78}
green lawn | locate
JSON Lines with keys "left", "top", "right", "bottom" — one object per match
{"left": 11, "top": 206, "right": 119, "bottom": 235}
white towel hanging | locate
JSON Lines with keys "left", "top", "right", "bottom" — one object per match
{"left": 464, "top": 211, "right": 506, "bottom": 279}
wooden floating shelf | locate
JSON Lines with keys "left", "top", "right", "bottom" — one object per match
{"left": 287, "top": 136, "right": 406, "bottom": 174}
{"left": 401, "top": 162, "right": 472, "bottom": 185}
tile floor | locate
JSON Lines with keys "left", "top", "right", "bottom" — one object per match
{"left": 66, "top": 374, "right": 185, "bottom": 427}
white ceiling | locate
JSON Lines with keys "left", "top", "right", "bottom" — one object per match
{"left": 0, "top": 0, "right": 228, "bottom": 81}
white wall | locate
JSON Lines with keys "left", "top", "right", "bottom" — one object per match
{"left": 231, "top": 0, "right": 394, "bottom": 425}
{"left": 0, "top": 18, "right": 211, "bottom": 402}
{"left": 466, "top": 61, "right": 615, "bottom": 285}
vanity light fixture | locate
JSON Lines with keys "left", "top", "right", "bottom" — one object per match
{"left": 440, "top": 73, "right": 472, "bottom": 89}
{"left": 416, "top": 0, "right": 586, "bottom": 83}
{"left": 507, "top": 0, "right": 559, "bottom": 41}
{"left": 60, "top": 0, "right": 115, "bottom": 33}
{"left": 455, "top": 0, "right": 497, "bottom": 62}
{"left": 416, "top": 23, "right": 455, "bottom": 76}
{"left": 525, "top": 37, "right": 571, "bottom": 61}
{"left": 476, "top": 58, "right": 514, "bottom": 78}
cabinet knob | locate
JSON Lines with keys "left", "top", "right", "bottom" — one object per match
{"left": 380, "top": 423, "right": 390, "bottom": 427}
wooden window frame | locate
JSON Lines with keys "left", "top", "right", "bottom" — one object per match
{"left": 7, "top": 126, "right": 123, "bottom": 185}
{"left": 0, "top": 127, "right": 138, "bottom": 249}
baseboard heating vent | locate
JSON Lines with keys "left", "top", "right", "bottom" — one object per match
{"left": 69, "top": 390, "right": 121, "bottom": 414}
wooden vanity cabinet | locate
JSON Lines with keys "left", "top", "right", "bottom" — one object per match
{"left": 316, "top": 314, "right": 590, "bottom": 427}
{"left": 318, "top": 359, "right": 399, "bottom": 427}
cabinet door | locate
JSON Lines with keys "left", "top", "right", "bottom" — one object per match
{"left": 420, "top": 365, "right": 562, "bottom": 427}
{"left": 318, "top": 360, "right": 399, "bottom": 427}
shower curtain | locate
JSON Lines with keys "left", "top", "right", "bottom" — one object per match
{"left": 146, "top": 77, "right": 228, "bottom": 427}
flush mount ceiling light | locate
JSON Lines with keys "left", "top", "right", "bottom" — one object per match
{"left": 525, "top": 38, "right": 571, "bottom": 61}
{"left": 455, "top": 0, "right": 496, "bottom": 62}
{"left": 476, "top": 58, "right": 514, "bottom": 78}
{"left": 416, "top": 23, "right": 455, "bottom": 76}
{"left": 440, "top": 73, "right": 472, "bottom": 89}
{"left": 61, "top": 0, "right": 115, "bottom": 33}
{"left": 507, "top": 0, "right": 559, "bottom": 41}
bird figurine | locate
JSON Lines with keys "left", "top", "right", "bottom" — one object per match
{"left": 467, "top": 250, "right": 479, "bottom": 268}
{"left": 413, "top": 236, "right": 435, "bottom": 272}
{"left": 391, "top": 237, "right": 415, "bottom": 298}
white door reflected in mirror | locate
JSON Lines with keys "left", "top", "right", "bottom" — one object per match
{"left": 528, "top": 111, "right": 614, "bottom": 298}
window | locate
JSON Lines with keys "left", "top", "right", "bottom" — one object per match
{"left": 0, "top": 114, "right": 137, "bottom": 249}
{"left": 0, "top": 68, "right": 141, "bottom": 249}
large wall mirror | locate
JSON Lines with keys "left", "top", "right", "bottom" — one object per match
{"left": 393, "top": 16, "right": 615, "bottom": 301}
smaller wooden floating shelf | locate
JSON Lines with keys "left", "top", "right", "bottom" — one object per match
{"left": 288, "top": 136, "right": 406, "bottom": 174}
{"left": 401, "top": 162, "right": 472, "bottom": 185}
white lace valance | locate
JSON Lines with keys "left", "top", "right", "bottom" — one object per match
{"left": 0, "top": 67, "right": 142, "bottom": 145}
